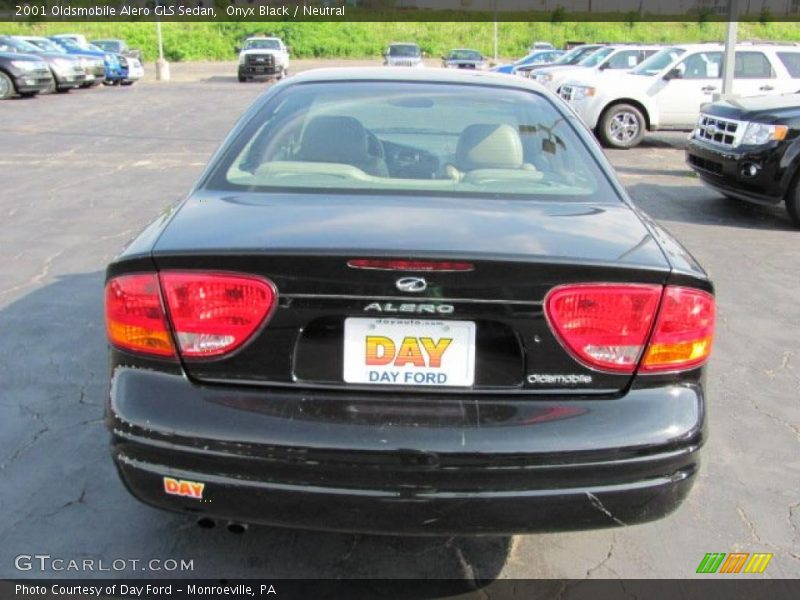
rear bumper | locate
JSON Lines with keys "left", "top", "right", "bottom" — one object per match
{"left": 108, "top": 367, "right": 705, "bottom": 535}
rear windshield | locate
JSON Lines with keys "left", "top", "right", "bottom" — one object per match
{"left": 206, "top": 81, "right": 616, "bottom": 202}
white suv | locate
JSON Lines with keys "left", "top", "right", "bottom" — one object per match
{"left": 559, "top": 43, "right": 800, "bottom": 149}
{"left": 531, "top": 45, "right": 661, "bottom": 93}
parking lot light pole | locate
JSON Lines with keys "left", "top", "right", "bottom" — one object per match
{"left": 493, "top": 1, "right": 498, "bottom": 63}
{"left": 155, "top": 7, "right": 170, "bottom": 81}
{"left": 717, "top": 0, "right": 739, "bottom": 100}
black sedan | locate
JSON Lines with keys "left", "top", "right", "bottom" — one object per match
{"left": 441, "top": 49, "right": 487, "bottom": 70}
{"left": 105, "top": 68, "right": 715, "bottom": 535}
{"left": 687, "top": 93, "right": 800, "bottom": 227}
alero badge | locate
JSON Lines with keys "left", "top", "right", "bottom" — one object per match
{"left": 163, "top": 477, "right": 205, "bottom": 500}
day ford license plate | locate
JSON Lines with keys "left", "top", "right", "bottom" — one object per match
{"left": 343, "top": 318, "right": 476, "bottom": 387}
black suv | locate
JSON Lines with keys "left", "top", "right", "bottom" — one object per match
{"left": 0, "top": 50, "right": 53, "bottom": 99}
{"left": 687, "top": 93, "right": 800, "bottom": 227}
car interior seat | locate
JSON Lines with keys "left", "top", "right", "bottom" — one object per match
{"left": 445, "top": 123, "right": 541, "bottom": 182}
{"left": 296, "top": 115, "right": 389, "bottom": 177}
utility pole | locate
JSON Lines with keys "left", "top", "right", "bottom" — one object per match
{"left": 493, "top": 0, "right": 498, "bottom": 63}
{"left": 719, "top": 0, "right": 739, "bottom": 99}
{"left": 155, "top": 2, "right": 170, "bottom": 81}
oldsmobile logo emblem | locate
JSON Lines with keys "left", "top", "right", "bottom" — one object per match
{"left": 395, "top": 277, "right": 427, "bottom": 293}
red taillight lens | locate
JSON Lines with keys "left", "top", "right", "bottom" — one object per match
{"left": 545, "top": 284, "right": 663, "bottom": 373}
{"left": 347, "top": 259, "right": 474, "bottom": 272}
{"left": 545, "top": 283, "right": 715, "bottom": 374}
{"left": 159, "top": 272, "right": 276, "bottom": 358}
{"left": 640, "top": 286, "right": 715, "bottom": 372}
{"left": 105, "top": 273, "right": 176, "bottom": 358}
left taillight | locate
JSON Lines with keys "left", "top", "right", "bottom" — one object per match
{"left": 105, "top": 271, "right": 277, "bottom": 359}
{"left": 105, "top": 273, "right": 176, "bottom": 358}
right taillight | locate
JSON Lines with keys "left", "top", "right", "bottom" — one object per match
{"left": 640, "top": 286, "right": 715, "bottom": 372}
{"left": 545, "top": 283, "right": 714, "bottom": 374}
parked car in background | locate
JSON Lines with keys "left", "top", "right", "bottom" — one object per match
{"left": 117, "top": 54, "right": 144, "bottom": 85}
{"left": 105, "top": 67, "right": 715, "bottom": 536}
{"left": 492, "top": 49, "right": 564, "bottom": 75}
{"left": 0, "top": 50, "right": 53, "bottom": 99}
{"left": 47, "top": 36, "right": 123, "bottom": 85}
{"left": 532, "top": 44, "right": 660, "bottom": 92}
{"left": 50, "top": 33, "right": 89, "bottom": 46}
{"left": 383, "top": 43, "right": 424, "bottom": 68}
{"left": 516, "top": 44, "right": 605, "bottom": 78}
{"left": 686, "top": 93, "right": 800, "bottom": 227}
{"left": 0, "top": 36, "right": 85, "bottom": 93}
{"left": 441, "top": 49, "right": 488, "bottom": 70}
{"left": 560, "top": 43, "right": 800, "bottom": 149}
{"left": 92, "top": 39, "right": 143, "bottom": 62}
{"left": 17, "top": 35, "right": 106, "bottom": 87}
{"left": 236, "top": 36, "right": 290, "bottom": 82}
{"left": 529, "top": 41, "right": 555, "bottom": 51}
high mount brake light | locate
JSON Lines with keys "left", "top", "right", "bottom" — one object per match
{"left": 347, "top": 259, "right": 474, "bottom": 272}
{"left": 105, "top": 273, "right": 176, "bottom": 358}
{"left": 105, "top": 272, "right": 277, "bottom": 359}
{"left": 545, "top": 283, "right": 714, "bottom": 374}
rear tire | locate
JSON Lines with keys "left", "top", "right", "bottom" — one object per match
{"left": 19, "top": 91, "right": 37, "bottom": 98}
{"left": 238, "top": 74, "right": 247, "bottom": 83}
{"left": 597, "top": 103, "right": 646, "bottom": 149}
{"left": 786, "top": 177, "right": 800, "bottom": 228}
{"left": 0, "top": 72, "right": 15, "bottom": 99}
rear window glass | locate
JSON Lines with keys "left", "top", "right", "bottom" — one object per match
{"left": 777, "top": 52, "right": 800, "bottom": 78}
{"left": 207, "top": 81, "right": 616, "bottom": 202}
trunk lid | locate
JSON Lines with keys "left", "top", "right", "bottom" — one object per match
{"left": 151, "top": 192, "right": 670, "bottom": 394}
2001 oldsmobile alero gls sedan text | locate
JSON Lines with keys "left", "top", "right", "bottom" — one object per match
{"left": 105, "top": 68, "right": 715, "bottom": 535}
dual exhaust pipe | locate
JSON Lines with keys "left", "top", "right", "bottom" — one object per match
{"left": 196, "top": 517, "right": 248, "bottom": 534}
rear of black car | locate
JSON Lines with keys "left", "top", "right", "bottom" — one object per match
{"left": 105, "top": 73, "right": 714, "bottom": 535}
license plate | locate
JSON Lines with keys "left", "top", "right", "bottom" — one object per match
{"left": 343, "top": 318, "right": 475, "bottom": 387}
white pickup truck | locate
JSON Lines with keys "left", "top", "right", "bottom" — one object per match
{"left": 237, "top": 37, "right": 290, "bottom": 82}
{"left": 559, "top": 43, "right": 800, "bottom": 148}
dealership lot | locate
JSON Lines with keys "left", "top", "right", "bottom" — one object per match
{"left": 0, "top": 61, "right": 798, "bottom": 579}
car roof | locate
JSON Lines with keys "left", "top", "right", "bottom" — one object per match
{"left": 285, "top": 67, "right": 549, "bottom": 91}
{"left": 246, "top": 36, "right": 281, "bottom": 41}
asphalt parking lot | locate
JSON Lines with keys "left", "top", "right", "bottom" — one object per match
{"left": 1, "top": 60, "right": 798, "bottom": 581}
